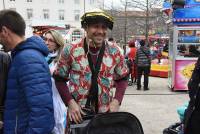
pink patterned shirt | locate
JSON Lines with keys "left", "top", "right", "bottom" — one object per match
{"left": 54, "top": 39, "right": 128, "bottom": 113}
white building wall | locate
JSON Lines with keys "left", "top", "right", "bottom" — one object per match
{"left": 0, "top": 0, "right": 102, "bottom": 37}
{"left": 0, "top": 0, "right": 4, "bottom": 10}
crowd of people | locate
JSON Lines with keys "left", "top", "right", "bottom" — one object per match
{"left": 0, "top": 9, "right": 129, "bottom": 134}
{"left": 0, "top": 9, "right": 199, "bottom": 134}
{"left": 125, "top": 39, "right": 151, "bottom": 90}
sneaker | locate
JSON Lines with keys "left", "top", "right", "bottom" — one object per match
{"left": 128, "top": 82, "right": 133, "bottom": 86}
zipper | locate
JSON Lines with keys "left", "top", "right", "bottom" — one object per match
{"left": 15, "top": 113, "right": 18, "bottom": 134}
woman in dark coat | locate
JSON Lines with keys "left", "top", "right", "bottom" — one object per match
{"left": 184, "top": 56, "right": 200, "bottom": 134}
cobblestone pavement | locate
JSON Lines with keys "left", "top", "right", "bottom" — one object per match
{"left": 120, "top": 77, "right": 189, "bottom": 134}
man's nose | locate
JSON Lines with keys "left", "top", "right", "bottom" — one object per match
{"left": 97, "top": 27, "right": 104, "bottom": 33}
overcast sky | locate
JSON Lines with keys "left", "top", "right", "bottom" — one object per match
{"left": 104, "top": 0, "right": 122, "bottom": 9}
{"left": 103, "top": 0, "right": 163, "bottom": 10}
{"left": 104, "top": 0, "right": 143, "bottom": 11}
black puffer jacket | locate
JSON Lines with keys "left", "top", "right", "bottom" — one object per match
{"left": 184, "top": 56, "right": 200, "bottom": 134}
{"left": 0, "top": 51, "right": 10, "bottom": 121}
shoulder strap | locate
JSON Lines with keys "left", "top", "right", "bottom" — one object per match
{"left": 140, "top": 48, "right": 149, "bottom": 58}
{"left": 140, "top": 48, "right": 151, "bottom": 64}
{"left": 83, "top": 39, "right": 105, "bottom": 113}
{"left": 47, "top": 57, "right": 56, "bottom": 65}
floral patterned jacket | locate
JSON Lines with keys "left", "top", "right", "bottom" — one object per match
{"left": 54, "top": 39, "right": 128, "bottom": 113}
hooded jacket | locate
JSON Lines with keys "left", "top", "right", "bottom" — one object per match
{"left": 4, "top": 36, "right": 54, "bottom": 134}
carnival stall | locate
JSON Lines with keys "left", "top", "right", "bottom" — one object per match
{"left": 149, "top": 38, "right": 169, "bottom": 78}
{"left": 132, "top": 35, "right": 169, "bottom": 77}
{"left": 32, "top": 25, "right": 84, "bottom": 43}
{"left": 167, "top": 0, "right": 200, "bottom": 91}
{"left": 32, "top": 25, "right": 67, "bottom": 37}
{"left": 150, "top": 58, "right": 169, "bottom": 78}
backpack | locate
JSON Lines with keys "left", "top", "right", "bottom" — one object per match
{"left": 0, "top": 51, "right": 11, "bottom": 121}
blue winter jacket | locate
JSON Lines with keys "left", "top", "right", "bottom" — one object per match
{"left": 4, "top": 36, "right": 55, "bottom": 134}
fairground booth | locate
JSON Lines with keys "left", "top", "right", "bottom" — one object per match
{"left": 132, "top": 35, "right": 169, "bottom": 78}
{"left": 165, "top": 0, "right": 200, "bottom": 91}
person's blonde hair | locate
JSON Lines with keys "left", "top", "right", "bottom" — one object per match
{"left": 44, "top": 30, "right": 65, "bottom": 62}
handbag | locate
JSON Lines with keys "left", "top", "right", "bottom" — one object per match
{"left": 51, "top": 78, "right": 67, "bottom": 134}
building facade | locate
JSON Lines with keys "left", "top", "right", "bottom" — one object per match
{"left": 0, "top": 0, "right": 103, "bottom": 38}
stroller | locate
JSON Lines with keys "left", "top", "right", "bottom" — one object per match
{"left": 69, "top": 112, "right": 144, "bottom": 134}
{"left": 163, "top": 102, "right": 188, "bottom": 134}
{"left": 163, "top": 122, "right": 183, "bottom": 134}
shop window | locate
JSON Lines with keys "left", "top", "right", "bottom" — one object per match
{"left": 90, "top": 0, "right": 95, "bottom": 4}
{"left": 74, "top": 10, "right": 80, "bottom": 21}
{"left": 58, "top": 10, "right": 65, "bottom": 20}
{"left": 58, "top": 0, "right": 64, "bottom": 3}
{"left": 9, "top": 8, "right": 16, "bottom": 11}
{"left": 43, "top": 9, "right": 49, "bottom": 19}
{"left": 177, "top": 44, "right": 200, "bottom": 58}
{"left": 27, "top": 8, "right": 33, "bottom": 19}
{"left": 177, "top": 29, "right": 200, "bottom": 58}
{"left": 74, "top": 0, "right": 80, "bottom": 4}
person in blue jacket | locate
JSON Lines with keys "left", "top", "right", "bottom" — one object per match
{"left": 0, "top": 10, "right": 54, "bottom": 134}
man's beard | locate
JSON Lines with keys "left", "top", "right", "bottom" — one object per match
{"left": 93, "top": 36, "right": 105, "bottom": 45}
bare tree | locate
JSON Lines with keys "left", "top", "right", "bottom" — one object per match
{"left": 122, "top": 0, "right": 130, "bottom": 54}
{"left": 103, "top": 0, "right": 166, "bottom": 48}
{"left": 121, "top": 0, "right": 163, "bottom": 44}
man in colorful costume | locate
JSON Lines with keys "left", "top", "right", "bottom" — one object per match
{"left": 54, "top": 9, "right": 129, "bottom": 123}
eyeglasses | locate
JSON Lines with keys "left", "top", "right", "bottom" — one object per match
{"left": 43, "top": 37, "right": 56, "bottom": 43}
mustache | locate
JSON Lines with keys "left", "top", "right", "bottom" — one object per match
{"left": 94, "top": 33, "right": 105, "bottom": 36}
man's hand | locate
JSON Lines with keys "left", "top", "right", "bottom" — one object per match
{"left": 68, "top": 99, "right": 85, "bottom": 124}
{"left": 0, "top": 121, "right": 3, "bottom": 129}
{"left": 109, "top": 99, "right": 120, "bottom": 112}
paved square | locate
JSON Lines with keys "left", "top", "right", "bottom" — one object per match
{"left": 120, "top": 77, "right": 189, "bottom": 134}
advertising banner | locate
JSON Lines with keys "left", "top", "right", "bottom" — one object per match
{"left": 174, "top": 60, "right": 196, "bottom": 90}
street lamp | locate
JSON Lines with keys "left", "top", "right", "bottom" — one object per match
{"left": 103, "top": 0, "right": 105, "bottom": 10}
{"left": 83, "top": 0, "right": 86, "bottom": 37}
{"left": 3, "top": 0, "right": 5, "bottom": 9}
{"left": 145, "top": 0, "right": 149, "bottom": 46}
{"left": 124, "top": 0, "right": 130, "bottom": 55}
{"left": 84, "top": 0, "right": 85, "bottom": 13}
